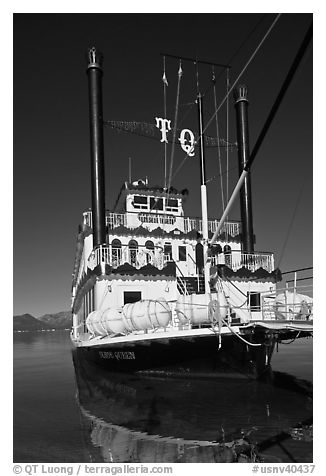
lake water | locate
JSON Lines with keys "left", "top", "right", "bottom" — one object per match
{"left": 13, "top": 331, "right": 313, "bottom": 463}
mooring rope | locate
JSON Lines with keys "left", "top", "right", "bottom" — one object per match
{"left": 278, "top": 331, "right": 301, "bottom": 344}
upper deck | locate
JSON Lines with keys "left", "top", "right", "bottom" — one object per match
{"left": 82, "top": 210, "right": 241, "bottom": 237}
{"left": 103, "top": 180, "right": 242, "bottom": 235}
{"left": 72, "top": 180, "right": 275, "bottom": 294}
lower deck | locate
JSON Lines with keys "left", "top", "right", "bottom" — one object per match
{"left": 73, "top": 319, "right": 313, "bottom": 348}
{"left": 72, "top": 320, "right": 312, "bottom": 380}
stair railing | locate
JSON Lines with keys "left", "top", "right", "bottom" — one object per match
{"left": 175, "top": 262, "right": 189, "bottom": 295}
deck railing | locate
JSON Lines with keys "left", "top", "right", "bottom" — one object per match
{"left": 87, "top": 244, "right": 274, "bottom": 276}
{"left": 83, "top": 211, "right": 241, "bottom": 237}
{"left": 183, "top": 217, "right": 240, "bottom": 236}
{"left": 260, "top": 281, "right": 313, "bottom": 321}
{"left": 87, "top": 244, "right": 166, "bottom": 271}
{"left": 211, "top": 251, "right": 274, "bottom": 273}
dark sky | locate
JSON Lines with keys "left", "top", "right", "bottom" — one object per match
{"left": 13, "top": 13, "right": 312, "bottom": 317}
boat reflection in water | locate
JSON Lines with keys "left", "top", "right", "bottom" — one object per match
{"left": 72, "top": 350, "right": 312, "bottom": 463}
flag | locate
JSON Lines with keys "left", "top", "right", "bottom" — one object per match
{"left": 162, "top": 72, "right": 168, "bottom": 86}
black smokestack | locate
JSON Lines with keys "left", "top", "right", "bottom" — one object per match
{"left": 233, "top": 85, "right": 254, "bottom": 253}
{"left": 87, "top": 47, "right": 106, "bottom": 247}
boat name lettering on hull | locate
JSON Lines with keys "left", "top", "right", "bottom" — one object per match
{"left": 99, "top": 351, "right": 136, "bottom": 360}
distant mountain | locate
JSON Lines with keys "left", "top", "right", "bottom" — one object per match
{"left": 13, "top": 314, "right": 52, "bottom": 332}
{"left": 38, "top": 311, "right": 71, "bottom": 330}
{"left": 13, "top": 311, "right": 72, "bottom": 332}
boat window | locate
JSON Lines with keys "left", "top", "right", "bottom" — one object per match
{"left": 223, "top": 245, "right": 232, "bottom": 267}
{"left": 133, "top": 195, "right": 148, "bottom": 210}
{"left": 195, "top": 243, "right": 204, "bottom": 274}
{"left": 211, "top": 244, "right": 222, "bottom": 255}
{"left": 145, "top": 240, "right": 155, "bottom": 264}
{"left": 164, "top": 243, "right": 173, "bottom": 261}
{"left": 124, "top": 291, "right": 142, "bottom": 305}
{"left": 150, "top": 197, "right": 164, "bottom": 211}
{"left": 128, "top": 240, "right": 138, "bottom": 266}
{"left": 145, "top": 240, "right": 154, "bottom": 250}
{"left": 178, "top": 245, "right": 187, "bottom": 261}
{"left": 111, "top": 239, "right": 121, "bottom": 248}
{"left": 111, "top": 239, "right": 122, "bottom": 267}
{"left": 248, "top": 292, "right": 261, "bottom": 311}
{"left": 166, "top": 198, "right": 178, "bottom": 212}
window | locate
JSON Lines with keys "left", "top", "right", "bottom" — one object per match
{"left": 124, "top": 291, "right": 142, "bottom": 305}
{"left": 211, "top": 244, "right": 222, "bottom": 255}
{"left": 145, "top": 240, "right": 155, "bottom": 264}
{"left": 133, "top": 195, "right": 148, "bottom": 210}
{"left": 195, "top": 243, "right": 204, "bottom": 274}
{"left": 248, "top": 292, "right": 261, "bottom": 311}
{"left": 150, "top": 197, "right": 164, "bottom": 211}
{"left": 164, "top": 243, "right": 172, "bottom": 261}
{"left": 224, "top": 245, "right": 232, "bottom": 267}
{"left": 128, "top": 239, "right": 138, "bottom": 266}
{"left": 166, "top": 198, "right": 178, "bottom": 212}
{"left": 145, "top": 240, "right": 154, "bottom": 250}
{"left": 178, "top": 245, "right": 187, "bottom": 261}
{"left": 111, "top": 239, "right": 122, "bottom": 267}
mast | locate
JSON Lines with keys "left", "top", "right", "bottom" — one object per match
{"left": 233, "top": 85, "right": 254, "bottom": 253}
{"left": 87, "top": 47, "right": 106, "bottom": 247}
{"left": 209, "top": 23, "right": 312, "bottom": 247}
{"left": 197, "top": 92, "right": 210, "bottom": 294}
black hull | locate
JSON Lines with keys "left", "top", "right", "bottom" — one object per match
{"left": 76, "top": 331, "right": 275, "bottom": 379}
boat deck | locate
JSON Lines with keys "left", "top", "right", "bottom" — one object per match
{"left": 72, "top": 319, "right": 313, "bottom": 348}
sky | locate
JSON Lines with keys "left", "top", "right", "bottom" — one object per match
{"left": 13, "top": 12, "right": 313, "bottom": 317}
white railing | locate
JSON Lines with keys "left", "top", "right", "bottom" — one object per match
{"left": 138, "top": 213, "right": 176, "bottom": 225}
{"left": 87, "top": 244, "right": 166, "bottom": 271}
{"left": 183, "top": 217, "right": 240, "bottom": 237}
{"left": 83, "top": 211, "right": 240, "bottom": 237}
{"left": 261, "top": 282, "right": 313, "bottom": 321}
{"left": 106, "top": 212, "right": 127, "bottom": 228}
{"left": 87, "top": 245, "right": 273, "bottom": 275}
{"left": 211, "top": 252, "right": 274, "bottom": 273}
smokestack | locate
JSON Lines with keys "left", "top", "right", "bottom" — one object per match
{"left": 233, "top": 85, "right": 254, "bottom": 253}
{"left": 87, "top": 47, "right": 106, "bottom": 247}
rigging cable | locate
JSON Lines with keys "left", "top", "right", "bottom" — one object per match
{"left": 201, "top": 13, "right": 282, "bottom": 137}
{"left": 162, "top": 56, "right": 168, "bottom": 189}
{"left": 212, "top": 66, "right": 225, "bottom": 212}
{"left": 171, "top": 13, "right": 282, "bottom": 182}
{"left": 167, "top": 60, "right": 183, "bottom": 193}
{"left": 277, "top": 177, "right": 307, "bottom": 269}
{"left": 225, "top": 67, "right": 230, "bottom": 241}
{"left": 176, "top": 14, "right": 268, "bottom": 130}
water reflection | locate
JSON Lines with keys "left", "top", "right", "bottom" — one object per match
{"left": 72, "top": 351, "right": 312, "bottom": 463}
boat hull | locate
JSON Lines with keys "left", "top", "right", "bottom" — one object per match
{"left": 75, "top": 331, "right": 275, "bottom": 379}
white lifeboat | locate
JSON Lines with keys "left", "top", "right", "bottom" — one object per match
{"left": 86, "top": 308, "right": 127, "bottom": 336}
{"left": 122, "top": 298, "right": 172, "bottom": 331}
{"left": 175, "top": 292, "right": 228, "bottom": 325}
